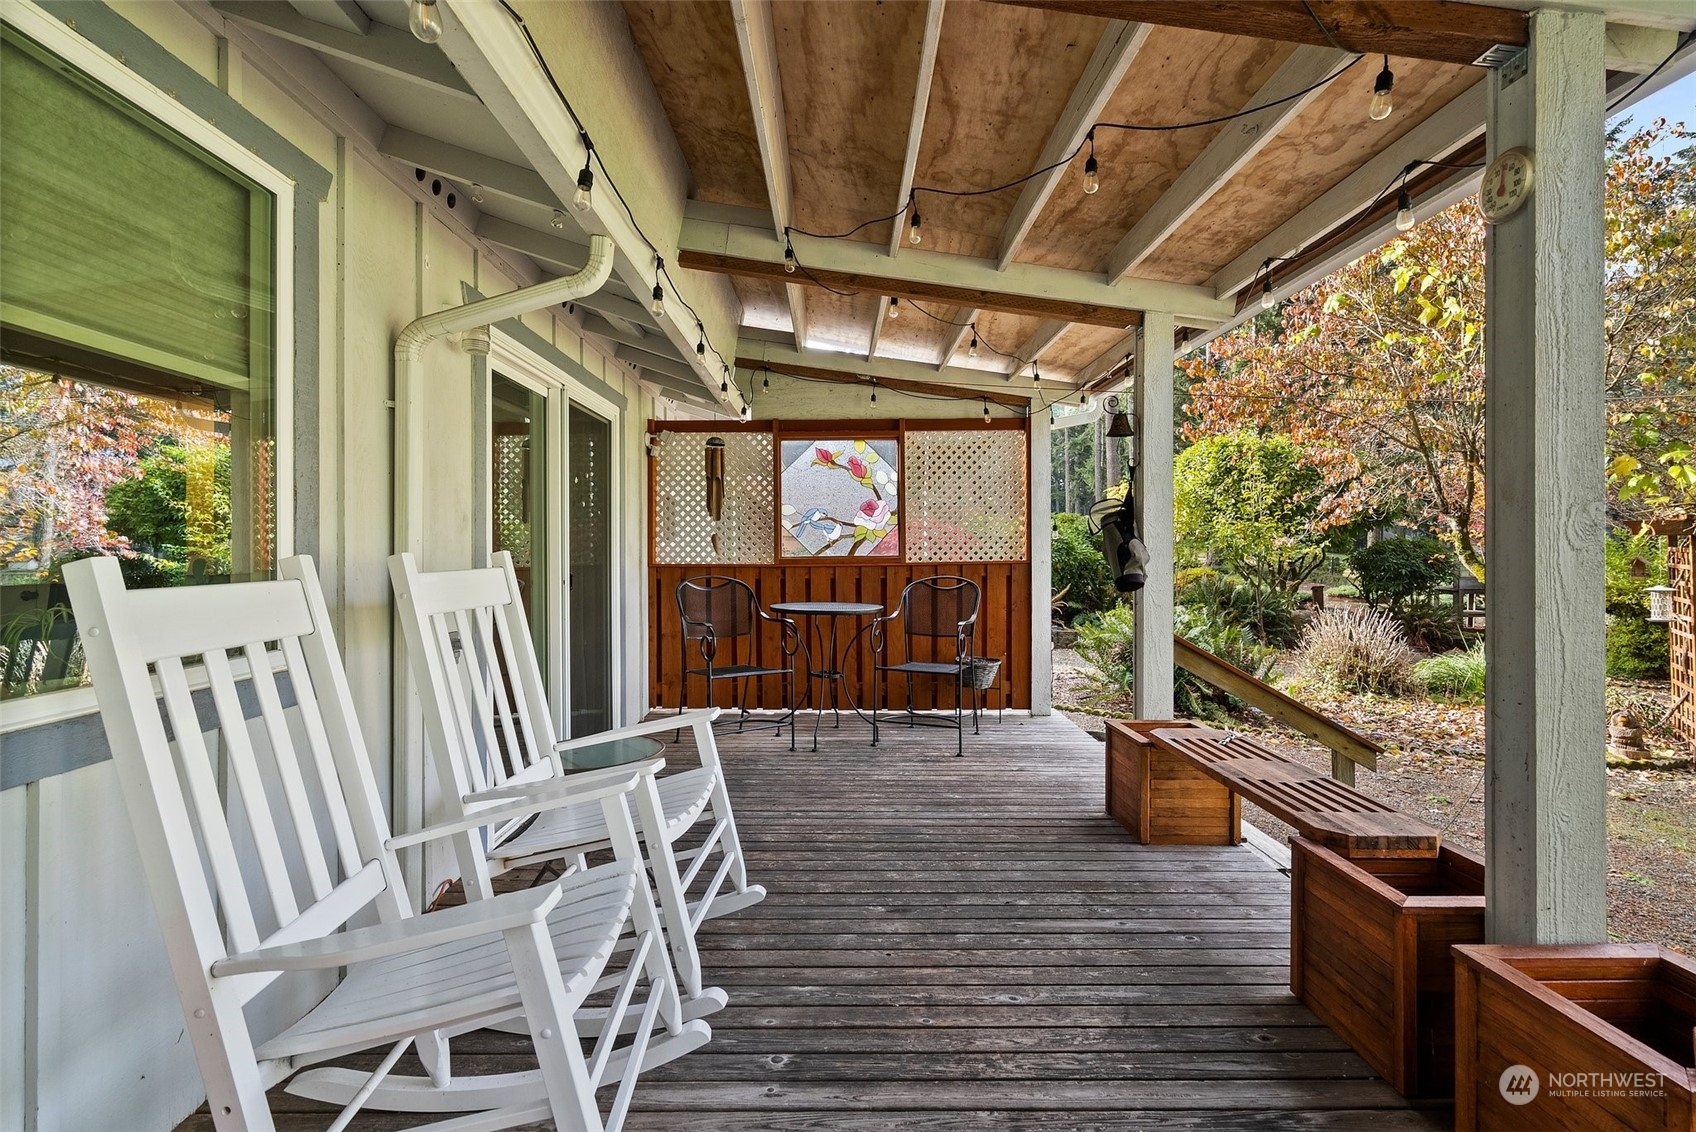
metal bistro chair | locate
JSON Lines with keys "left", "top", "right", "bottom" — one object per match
{"left": 675, "top": 576, "right": 801, "bottom": 751}
{"left": 63, "top": 554, "right": 675, "bottom": 1132}
{"left": 870, "top": 576, "right": 982, "bottom": 756}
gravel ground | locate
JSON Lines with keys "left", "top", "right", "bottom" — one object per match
{"left": 1052, "top": 647, "right": 1696, "bottom": 953}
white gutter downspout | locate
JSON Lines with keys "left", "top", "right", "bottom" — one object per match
{"left": 389, "top": 232, "right": 614, "bottom": 907}
{"left": 393, "top": 232, "right": 615, "bottom": 560}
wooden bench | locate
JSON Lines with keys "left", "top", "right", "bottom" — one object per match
{"left": 1150, "top": 726, "right": 1439, "bottom": 858}
{"left": 1104, "top": 720, "right": 1240, "bottom": 846}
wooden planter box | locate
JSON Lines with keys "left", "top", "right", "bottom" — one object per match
{"left": 1104, "top": 719, "right": 1240, "bottom": 845}
{"left": 1290, "top": 836, "right": 1485, "bottom": 1098}
{"left": 1455, "top": 943, "right": 1696, "bottom": 1132}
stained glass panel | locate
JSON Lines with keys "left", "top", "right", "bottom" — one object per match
{"left": 779, "top": 439, "right": 900, "bottom": 558}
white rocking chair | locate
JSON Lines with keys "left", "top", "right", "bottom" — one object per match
{"left": 389, "top": 551, "right": 766, "bottom": 1025}
{"left": 64, "top": 554, "right": 680, "bottom": 1132}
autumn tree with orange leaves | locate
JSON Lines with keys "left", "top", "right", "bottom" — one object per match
{"left": 1181, "top": 119, "right": 1696, "bottom": 582}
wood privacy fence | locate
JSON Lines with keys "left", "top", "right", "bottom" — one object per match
{"left": 647, "top": 417, "right": 1032, "bottom": 712}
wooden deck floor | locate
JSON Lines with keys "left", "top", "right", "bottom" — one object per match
{"left": 193, "top": 712, "right": 1449, "bottom": 1130}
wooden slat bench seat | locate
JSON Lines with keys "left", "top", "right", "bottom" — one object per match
{"left": 1149, "top": 727, "right": 1441, "bottom": 859}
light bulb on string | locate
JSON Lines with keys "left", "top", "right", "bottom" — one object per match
{"left": 1082, "top": 130, "right": 1099, "bottom": 195}
{"left": 908, "top": 207, "right": 922, "bottom": 246}
{"left": 870, "top": 379, "right": 878, "bottom": 406}
{"left": 407, "top": 0, "right": 443, "bottom": 43}
{"left": 721, "top": 364, "right": 731, "bottom": 395}
{"left": 969, "top": 331, "right": 979, "bottom": 359}
{"left": 887, "top": 297, "right": 900, "bottom": 320}
{"left": 1260, "top": 277, "right": 1276, "bottom": 310}
{"left": 1369, "top": 56, "right": 1394, "bottom": 121}
{"left": 783, "top": 240, "right": 796, "bottom": 274}
{"left": 696, "top": 328, "right": 707, "bottom": 359}
{"left": 571, "top": 162, "right": 593, "bottom": 213}
{"left": 650, "top": 256, "right": 665, "bottom": 317}
{"left": 762, "top": 371, "right": 770, "bottom": 390}
{"left": 740, "top": 402, "right": 753, "bottom": 423}
{"left": 982, "top": 396, "right": 991, "bottom": 424}
{"left": 1395, "top": 186, "right": 1416, "bottom": 231}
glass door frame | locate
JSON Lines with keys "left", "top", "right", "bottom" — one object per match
{"left": 486, "top": 330, "right": 625, "bottom": 734}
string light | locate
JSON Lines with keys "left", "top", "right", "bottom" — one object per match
{"left": 908, "top": 201, "right": 923, "bottom": 246}
{"left": 573, "top": 153, "right": 593, "bottom": 211}
{"left": 969, "top": 331, "right": 979, "bottom": 359}
{"left": 407, "top": 0, "right": 443, "bottom": 43}
{"left": 887, "top": 297, "right": 900, "bottom": 320}
{"left": 982, "top": 396, "right": 991, "bottom": 424}
{"left": 491, "top": 6, "right": 756, "bottom": 423}
{"left": 1260, "top": 261, "right": 1276, "bottom": 310}
{"left": 762, "top": 371, "right": 770, "bottom": 390}
{"left": 783, "top": 239, "right": 796, "bottom": 273}
{"left": 740, "top": 402, "right": 753, "bottom": 422}
{"left": 1082, "top": 130, "right": 1099, "bottom": 195}
{"left": 650, "top": 256, "right": 666, "bottom": 316}
{"left": 1395, "top": 186, "right": 1416, "bottom": 231}
{"left": 720, "top": 364, "right": 730, "bottom": 394}
{"left": 870, "top": 378, "right": 879, "bottom": 405}
{"left": 1369, "top": 56, "right": 1395, "bottom": 121}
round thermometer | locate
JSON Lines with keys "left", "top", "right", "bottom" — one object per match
{"left": 1480, "top": 146, "right": 1535, "bottom": 223}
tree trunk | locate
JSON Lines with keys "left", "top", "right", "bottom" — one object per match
{"left": 1093, "top": 416, "right": 1107, "bottom": 503}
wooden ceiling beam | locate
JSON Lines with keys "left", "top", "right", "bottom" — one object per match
{"left": 996, "top": 20, "right": 1152, "bottom": 268}
{"left": 936, "top": 320, "right": 978, "bottom": 370}
{"left": 865, "top": 297, "right": 889, "bottom": 361}
{"left": 680, "top": 208, "right": 1235, "bottom": 329}
{"left": 890, "top": 0, "right": 948, "bottom": 257}
{"left": 736, "top": 344, "right": 1044, "bottom": 408}
{"left": 983, "top": 1, "right": 1527, "bottom": 67}
{"left": 730, "top": 0, "right": 811, "bottom": 349}
{"left": 1208, "top": 78, "right": 1485, "bottom": 299}
{"left": 1107, "top": 44, "right": 1350, "bottom": 282}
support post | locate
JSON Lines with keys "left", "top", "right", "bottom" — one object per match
{"left": 1031, "top": 409, "right": 1054, "bottom": 716}
{"left": 1483, "top": 9, "right": 1608, "bottom": 944}
{"left": 1133, "top": 311, "right": 1175, "bottom": 719}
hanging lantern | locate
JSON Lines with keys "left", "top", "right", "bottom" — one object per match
{"left": 1646, "top": 584, "right": 1673, "bottom": 624}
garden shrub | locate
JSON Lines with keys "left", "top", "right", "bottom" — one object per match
{"left": 1051, "top": 512, "right": 1114, "bottom": 621}
{"left": 1075, "top": 605, "right": 1135, "bottom": 698}
{"left": 1349, "top": 537, "right": 1453, "bottom": 613}
{"left": 1414, "top": 644, "right": 1485, "bottom": 700}
{"left": 1173, "top": 604, "right": 1279, "bottom": 722}
{"left": 1607, "top": 616, "right": 1669, "bottom": 679}
{"left": 1601, "top": 530, "right": 1669, "bottom": 679}
{"left": 1175, "top": 570, "right": 1300, "bottom": 648}
{"left": 1295, "top": 606, "right": 1417, "bottom": 694}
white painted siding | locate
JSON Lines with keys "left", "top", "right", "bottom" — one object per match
{"left": 0, "top": 4, "right": 663, "bottom": 1130}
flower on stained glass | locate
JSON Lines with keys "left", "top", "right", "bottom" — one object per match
{"left": 846, "top": 454, "right": 869, "bottom": 480}
{"left": 856, "top": 499, "right": 891, "bottom": 529}
{"left": 813, "top": 446, "right": 837, "bottom": 467}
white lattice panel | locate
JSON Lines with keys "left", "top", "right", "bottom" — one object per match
{"left": 905, "top": 429, "right": 1028, "bottom": 562}
{"left": 653, "top": 430, "right": 774, "bottom": 564}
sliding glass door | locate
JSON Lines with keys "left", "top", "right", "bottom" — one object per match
{"left": 488, "top": 343, "right": 622, "bottom": 739}
{"left": 567, "top": 404, "right": 613, "bottom": 736}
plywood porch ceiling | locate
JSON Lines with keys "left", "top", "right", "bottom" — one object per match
{"left": 623, "top": 0, "right": 1485, "bottom": 381}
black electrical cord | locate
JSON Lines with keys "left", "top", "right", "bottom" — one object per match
{"left": 494, "top": 0, "right": 744, "bottom": 397}
{"left": 1608, "top": 33, "right": 1693, "bottom": 113}
{"left": 783, "top": 57, "right": 1362, "bottom": 242}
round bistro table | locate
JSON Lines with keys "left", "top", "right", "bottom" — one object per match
{"left": 769, "top": 600, "right": 884, "bottom": 751}
{"left": 556, "top": 733, "right": 664, "bottom": 773}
